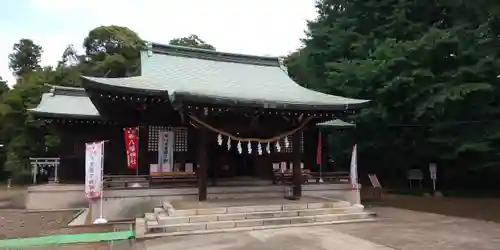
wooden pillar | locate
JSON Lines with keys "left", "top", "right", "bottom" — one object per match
{"left": 197, "top": 128, "right": 208, "bottom": 201}
{"left": 139, "top": 125, "right": 149, "bottom": 175}
{"left": 292, "top": 131, "right": 302, "bottom": 198}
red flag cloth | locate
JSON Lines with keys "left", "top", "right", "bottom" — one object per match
{"left": 316, "top": 132, "right": 322, "bottom": 165}
{"left": 124, "top": 127, "right": 139, "bottom": 169}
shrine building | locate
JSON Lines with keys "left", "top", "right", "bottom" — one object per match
{"left": 29, "top": 43, "right": 369, "bottom": 201}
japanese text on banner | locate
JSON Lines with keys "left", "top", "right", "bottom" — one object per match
{"left": 124, "top": 127, "right": 139, "bottom": 169}
{"left": 85, "top": 141, "right": 103, "bottom": 199}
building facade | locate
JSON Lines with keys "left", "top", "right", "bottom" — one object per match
{"left": 29, "top": 43, "right": 368, "bottom": 200}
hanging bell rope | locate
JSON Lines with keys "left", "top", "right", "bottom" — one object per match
{"left": 189, "top": 115, "right": 313, "bottom": 143}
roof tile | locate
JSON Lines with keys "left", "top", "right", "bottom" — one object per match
{"left": 83, "top": 43, "right": 369, "bottom": 110}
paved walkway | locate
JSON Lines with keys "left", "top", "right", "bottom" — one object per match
{"left": 142, "top": 226, "right": 393, "bottom": 250}
{"left": 139, "top": 206, "right": 500, "bottom": 250}
{"left": 334, "top": 206, "right": 500, "bottom": 250}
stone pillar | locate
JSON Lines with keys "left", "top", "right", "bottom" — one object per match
{"left": 197, "top": 128, "right": 208, "bottom": 201}
{"left": 292, "top": 131, "right": 302, "bottom": 198}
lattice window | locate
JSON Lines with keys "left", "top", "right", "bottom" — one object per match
{"left": 148, "top": 126, "right": 188, "bottom": 152}
{"left": 280, "top": 133, "right": 304, "bottom": 153}
{"left": 173, "top": 127, "right": 188, "bottom": 152}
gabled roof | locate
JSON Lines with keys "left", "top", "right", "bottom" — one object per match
{"left": 82, "top": 43, "right": 369, "bottom": 110}
{"left": 28, "top": 86, "right": 100, "bottom": 119}
{"left": 316, "top": 119, "right": 355, "bottom": 128}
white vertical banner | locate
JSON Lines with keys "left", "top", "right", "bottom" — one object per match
{"left": 85, "top": 141, "right": 104, "bottom": 199}
{"left": 350, "top": 144, "right": 358, "bottom": 189}
{"left": 429, "top": 163, "right": 437, "bottom": 191}
{"left": 158, "top": 131, "right": 175, "bottom": 173}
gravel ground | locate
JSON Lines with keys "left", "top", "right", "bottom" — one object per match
{"left": 0, "top": 209, "right": 123, "bottom": 249}
{"left": 0, "top": 187, "right": 129, "bottom": 249}
{"left": 0, "top": 210, "right": 77, "bottom": 239}
{"left": 362, "top": 190, "right": 500, "bottom": 223}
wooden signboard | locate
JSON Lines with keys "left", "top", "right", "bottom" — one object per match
{"left": 368, "top": 174, "right": 382, "bottom": 188}
{"left": 368, "top": 173, "right": 383, "bottom": 200}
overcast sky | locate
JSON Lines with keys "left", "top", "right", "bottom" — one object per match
{"left": 0, "top": 0, "right": 318, "bottom": 86}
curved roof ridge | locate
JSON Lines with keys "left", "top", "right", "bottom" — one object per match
{"left": 150, "top": 42, "right": 281, "bottom": 67}
{"left": 45, "top": 85, "right": 88, "bottom": 97}
{"left": 29, "top": 85, "right": 100, "bottom": 119}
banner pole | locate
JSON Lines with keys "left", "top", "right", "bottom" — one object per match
{"left": 93, "top": 140, "right": 107, "bottom": 224}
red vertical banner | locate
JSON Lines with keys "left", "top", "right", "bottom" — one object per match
{"left": 316, "top": 132, "right": 322, "bottom": 165}
{"left": 124, "top": 127, "right": 139, "bottom": 169}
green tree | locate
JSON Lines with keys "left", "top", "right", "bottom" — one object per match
{"left": 3, "top": 39, "right": 56, "bottom": 182}
{"left": 53, "top": 45, "right": 86, "bottom": 87}
{"left": 8, "top": 39, "right": 43, "bottom": 77}
{"left": 0, "top": 77, "right": 9, "bottom": 96}
{"left": 289, "top": 0, "right": 500, "bottom": 186}
{"left": 83, "top": 25, "right": 145, "bottom": 77}
{"left": 0, "top": 69, "right": 52, "bottom": 182}
{"left": 0, "top": 26, "right": 148, "bottom": 183}
{"left": 169, "top": 35, "right": 216, "bottom": 50}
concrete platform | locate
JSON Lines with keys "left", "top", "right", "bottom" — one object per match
{"left": 170, "top": 196, "right": 336, "bottom": 209}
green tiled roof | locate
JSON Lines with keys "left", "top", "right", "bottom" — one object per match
{"left": 28, "top": 86, "right": 100, "bottom": 119}
{"left": 82, "top": 43, "right": 369, "bottom": 110}
{"left": 316, "top": 119, "right": 355, "bottom": 128}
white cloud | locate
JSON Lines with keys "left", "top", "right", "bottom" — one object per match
{"left": 0, "top": 0, "right": 317, "bottom": 86}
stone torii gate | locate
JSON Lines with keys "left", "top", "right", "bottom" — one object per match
{"left": 29, "top": 157, "right": 60, "bottom": 184}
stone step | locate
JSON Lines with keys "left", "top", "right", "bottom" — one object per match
{"left": 140, "top": 218, "right": 376, "bottom": 239}
{"left": 166, "top": 201, "right": 352, "bottom": 217}
{"left": 157, "top": 206, "right": 364, "bottom": 225}
{"left": 147, "top": 212, "right": 375, "bottom": 233}
{"left": 208, "top": 192, "right": 284, "bottom": 200}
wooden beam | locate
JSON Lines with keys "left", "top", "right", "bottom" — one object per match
{"left": 292, "top": 130, "right": 302, "bottom": 198}
{"left": 197, "top": 128, "right": 208, "bottom": 201}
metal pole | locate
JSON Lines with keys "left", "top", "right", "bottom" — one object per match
{"left": 92, "top": 141, "right": 108, "bottom": 224}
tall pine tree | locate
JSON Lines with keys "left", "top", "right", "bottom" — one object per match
{"left": 290, "top": 0, "right": 500, "bottom": 187}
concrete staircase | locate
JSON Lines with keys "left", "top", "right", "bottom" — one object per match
{"left": 136, "top": 199, "right": 375, "bottom": 238}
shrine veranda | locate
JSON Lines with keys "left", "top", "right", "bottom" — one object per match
{"left": 28, "top": 43, "right": 368, "bottom": 207}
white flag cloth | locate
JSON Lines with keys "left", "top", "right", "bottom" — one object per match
{"left": 350, "top": 144, "right": 358, "bottom": 189}
{"left": 85, "top": 141, "right": 104, "bottom": 199}
{"left": 158, "top": 131, "right": 175, "bottom": 173}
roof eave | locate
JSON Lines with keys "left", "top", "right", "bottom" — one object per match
{"left": 81, "top": 76, "right": 168, "bottom": 96}
{"left": 171, "top": 91, "right": 370, "bottom": 111}
{"left": 28, "top": 109, "right": 103, "bottom": 120}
